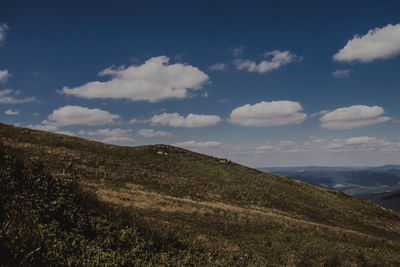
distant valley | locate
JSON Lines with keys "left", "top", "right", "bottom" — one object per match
{"left": 260, "top": 165, "right": 400, "bottom": 211}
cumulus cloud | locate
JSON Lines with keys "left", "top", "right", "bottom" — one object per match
{"left": 234, "top": 50, "right": 301, "bottom": 74}
{"left": 320, "top": 105, "right": 391, "bottom": 130}
{"left": 137, "top": 128, "right": 173, "bottom": 138}
{"left": 0, "top": 70, "right": 11, "bottom": 83}
{"left": 150, "top": 112, "right": 221, "bottom": 127}
{"left": 173, "top": 140, "right": 221, "bottom": 149}
{"left": 42, "top": 105, "right": 119, "bottom": 127}
{"left": 333, "top": 23, "right": 400, "bottom": 63}
{"left": 61, "top": 56, "right": 209, "bottom": 102}
{"left": 5, "top": 109, "right": 18, "bottom": 115}
{"left": 332, "top": 69, "right": 352, "bottom": 78}
{"left": 208, "top": 63, "right": 228, "bottom": 71}
{"left": 0, "top": 89, "right": 36, "bottom": 104}
{"left": 81, "top": 128, "right": 135, "bottom": 143}
{"left": 0, "top": 24, "right": 8, "bottom": 43}
{"left": 228, "top": 100, "right": 307, "bottom": 127}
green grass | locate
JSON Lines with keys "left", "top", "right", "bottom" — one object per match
{"left": 1, "top": 122, "right": 400, "bottom": 266}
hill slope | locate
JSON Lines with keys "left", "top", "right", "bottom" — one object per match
{"left": 1, "top": 122, "right": 400, "bottom": 266}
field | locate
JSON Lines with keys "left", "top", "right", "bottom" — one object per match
{"left": 1, "top": 122, "right": 400, "bottom": 266}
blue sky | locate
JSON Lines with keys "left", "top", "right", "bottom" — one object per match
{"left": 1, "top": 0, "right": 400, "bottom": 167}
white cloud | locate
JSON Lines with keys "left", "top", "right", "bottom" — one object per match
{"left": 257, "top": 145, "right": 275, "bottom": 151}
{"left": 61, "top": 56, "right": 209, "bottom": 102}
{"left": 5, "top": 109, "right": 18, "bottom": 115}
{"left": 255, "top": 136, "right": 400, "bottom": 154}
{"left": 150, "top": 112, "right": 221, "bottom": 127}
{"left": 80, "top": 128, "right": 135, "bottom": 143}
{"left": 344, "top": 136, "right": 376, "bottom": 145}
{"left": 327, "top": 136, "right": 400, "bottom": 152}
{"left": 0, "top": 89, "right": 36, "bottom": 104}
{"left": 42, "top": 105, "right": 119, "bottom": 127}
{"left": 208, "top": 63, "right": 228, "bottom": 71}
{"left": 234, "top": 50, "right": 301, "bottom": 74}
{"left": 332, "top": 69, "right": 352, "bottom": 78}
{"left": 333, "top": 23, "right": 400, "bottom": 63}
{"left": 173, "top": 140, "right": 221, "bottom": 149}
{"left": 0, "top": 70, "right": 11, "bottom": 83}
{"left": 228, "top": 100, "right": 307, "bottom": 127}
{"left": 55, "top": 130, "right": 75, "bottom": 136}
{"left": 26, "top": 124, "right": 59, "bottom": 131}
{"left": 320, "top": 105, "right": 391, "bottom": 130}
{"left": 0, "top": 24, "right": 8, "bottom": 43}
{"left": 279, "top": 140, "right": 295, "bottom": 147}
{"left": 137, "top": 128, "right": 173, "bottom": 138}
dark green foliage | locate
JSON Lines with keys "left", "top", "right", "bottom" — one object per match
{"left": 0, "top": 145, "right": 145, "bottom": 265}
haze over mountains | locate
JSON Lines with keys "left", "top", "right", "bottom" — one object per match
{"left": 260, "top": 166, "right": 400, "bottom": 211}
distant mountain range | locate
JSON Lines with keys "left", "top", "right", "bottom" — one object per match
{"left": 259, "top": 165, "right": 400, "bottom": 211}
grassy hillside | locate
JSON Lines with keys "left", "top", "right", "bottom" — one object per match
{"left": 1, "top": 122, "right": 400, "bottom": 266}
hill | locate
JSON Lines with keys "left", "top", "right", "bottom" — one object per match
{"left": 1, "top": 122, "right": 400, "bottom": 266}
{"left": 359, "top": 189, "right": 400, "bottom": 212}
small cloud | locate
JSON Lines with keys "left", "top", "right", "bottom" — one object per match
{"left": 228, "top": 100, "right": 307, "bottom": 127}
{"left": 279, "top": 140, "right": 295, "bottom": 147}
{"left": 333, "top": 23, "right": 400, "bottom": 63}
{"left": 173, "top": 52, "right": 186, "bottom": 61}
{"left": 310, "top": 109, "right": 330, "bottom": 118}
{"left": 5, "top": 109, "right": 18, "bottom": 115}
{"left": 55, "top": 130, "right": 75, "bottom": 136}
{"left": 0, "top": 89, "right": 36, "bottom": 104}
{"left": 149, "top": 112, "right": 221, "bottom": 128}
{"left": 257, "top": 145, "right": 275, "bottom": 151}
{"left": 320, "top": 105, "right": 391, "bottom": 130}
{"left": 229, "top": 46, "right": 244, "bottom": 57}
{"left": 0, "top": 23, "right": 9, "bottom": 44}
{"left": 129, "top": 118, "right": 138, "bottom": 124}
{"left": 0, "top": 69, "right": 11, "bottom": 83}
{"left": 42, "top": 105, "right": 120, "bottom": 127}
{"left": 332, "top": 69, "right": 352, "bottom": 78}
{"left": 173, "top": 140, "right": 221, "bottom": 149}
{"left": 31, "top": 112, "right": 40, "bottom": 117}
{"left": 234, "top": 50, "right": 302, "bottom": 74}
{"left": 208, "top": 63, "right": 228, "bottom": 71}
{"left": 137, "top": 129, "right": 173, "bottom": 138}
{"left": 81, "top": 128, "right": 136, "bottom": 143}
{"left": 26, "top": 124, "right": 59, "bottom": 131}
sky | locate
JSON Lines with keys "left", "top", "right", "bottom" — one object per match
{"left": 1, "top": 0, "right": 400, "bottom": 167}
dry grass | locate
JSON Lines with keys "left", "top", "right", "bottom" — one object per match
{"left": 2, "top": 122, "right": 400, "bottom": 266}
